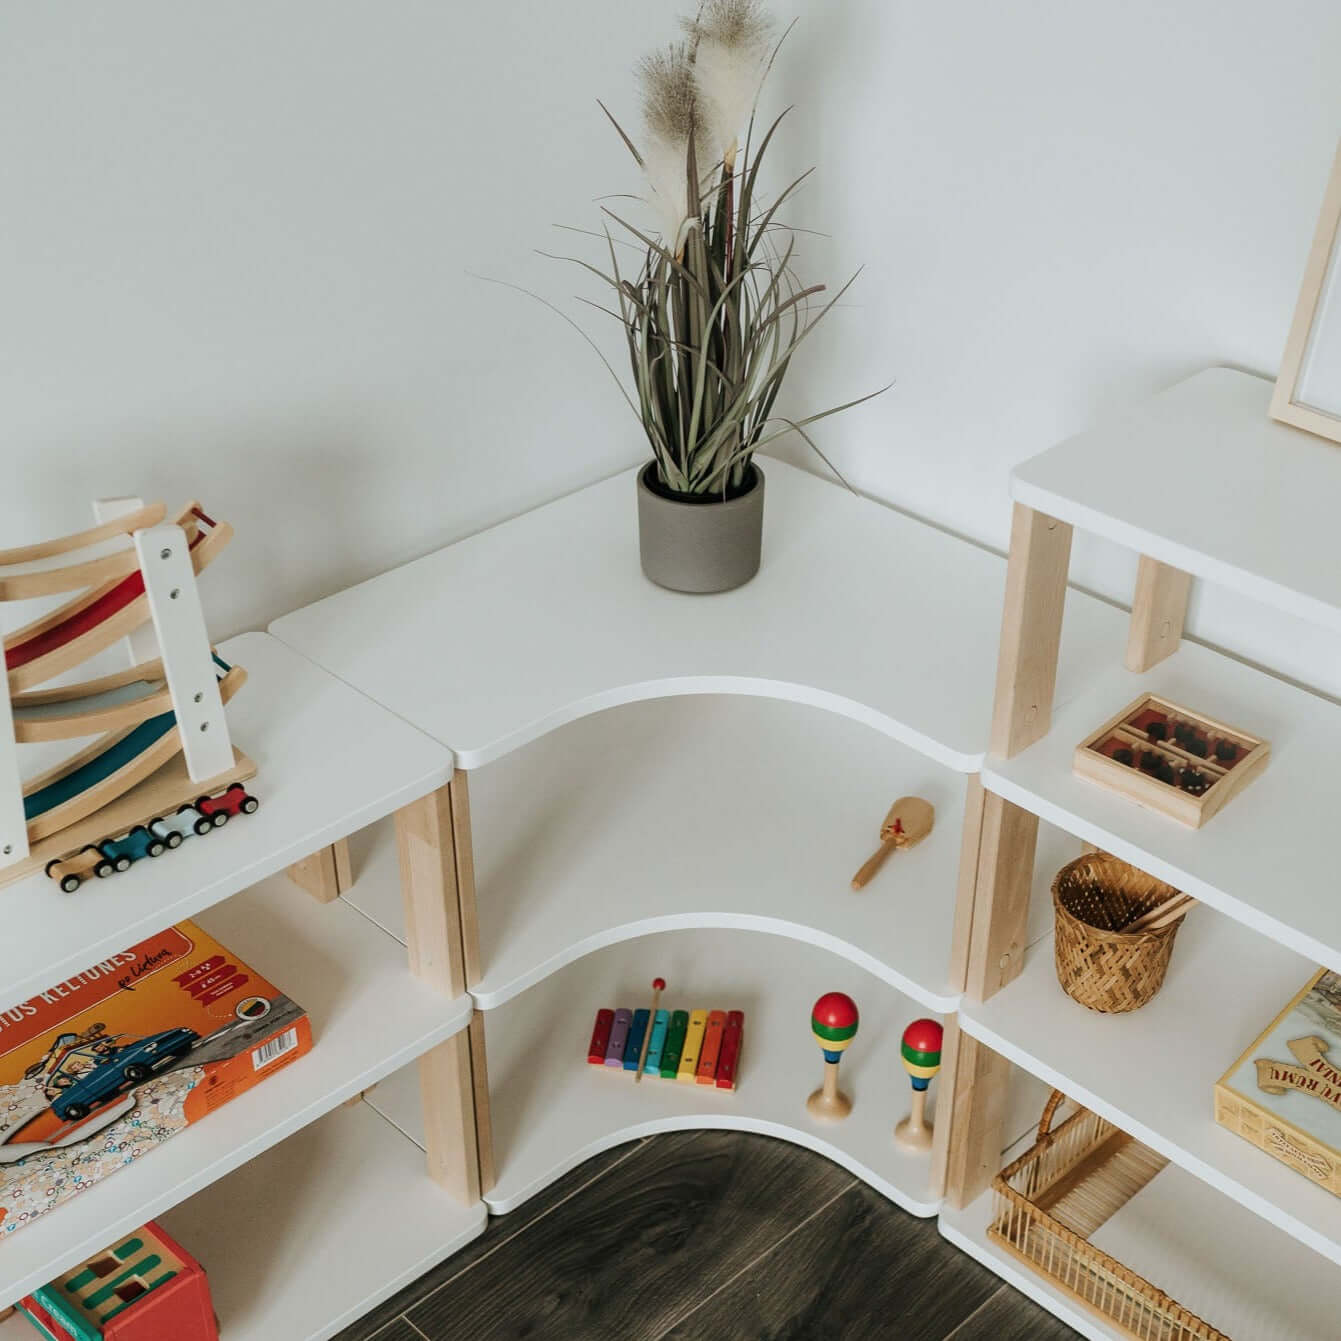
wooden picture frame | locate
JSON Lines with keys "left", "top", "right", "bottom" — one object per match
{"left": 1271, "top": 140, "right": 1341, "bottom": 445}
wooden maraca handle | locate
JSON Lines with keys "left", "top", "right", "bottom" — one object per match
{"left": 851, "top": 837, "right": 899, "bottom": 891}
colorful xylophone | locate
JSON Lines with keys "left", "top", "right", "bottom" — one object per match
{"left": 586, "top": 1004, "right": 743, "bottom": 1090}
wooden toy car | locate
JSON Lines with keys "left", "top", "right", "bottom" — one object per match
{"left": 19, "top": 1219, "right": 219, "bottom": 1340}
{"left": 148, "top": 809, "right": 197, "bottom": 848}
{"left": 195, "top": 782, "right": 259, "bottom": 824}
{"left": 44, "top": 846, "right": 116, "bottom": 893}
{"left": 101, "top": 826, "right": 166, "bottom": 866}
{"left": 175, "top": 803, "right": 221, "bottom": 837}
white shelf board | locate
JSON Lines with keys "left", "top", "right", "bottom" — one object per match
{"left": 351, "top": 695, "right": 974, "bottom": 1011}
{"left": 983, "top": 634, "right": 1341, "bottom": 971}
{"left": 0, "top": 631, "right": 453, "bottom": 1016}
{"left": 940, "top": 1141, "right": 1337, "bottom": 1341}
{"left": 269, "top": 459, "right": 1118, "bottom": 774}
{"left": 158, "top": 1100, "right": 486, "bottom": 1341}
{"left": 1012, "top": 367, "right": 1341, "bottom": 632}
{"left": 370, "top": 929, "right": 947, "bottom": 1218}
{"left": 0, "top": 842, "right": 472, "bottom": 1309}
{"left": 959, "top": 905, "right": 1341, "bottom": 1267}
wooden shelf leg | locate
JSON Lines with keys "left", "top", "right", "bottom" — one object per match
{"left": 286, "top": 837, "right": 354, "bottom": 903}
{"left": 1125, "top": 554, "right": 1192, "bottom": 673}
{"left": 991, "top": 504, "right": 1073, "bottom": 758}
{"left": 941, "top": 1028, "right": 1012, "bottom": 1210}
{"left": 966, "top": 791, "right": 1039, "bottom": 1002}
{"left": 394, "top": 773, "right": 493, "bottom": 1196}
{"left": 418, "top": 1031, "right": 482, "bottom": 1205}
{"left": 949, "top": 776, "right": 987, "bottom": 994}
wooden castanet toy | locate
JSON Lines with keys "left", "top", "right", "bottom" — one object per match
{"left": 894, "top": 1017, "right": 943, "bottom": 1151}
{"left": 851, "top": 796, "right": 935, "bottom": 890}
{"left": 807, "top": 992, "right": 859, "bottom": 1120}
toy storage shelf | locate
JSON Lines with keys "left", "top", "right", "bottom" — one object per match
{"left": 0, "top": 831, "right": 472, "bottom": 1310}
{"left": 981, "top": 631, "right": 1341, "bottom": 971}
{"left": 367, "top": 929, "right": 948, "bottom": 1218}
{"left": 0, "top": 631, "right": 453, "bottom": 1016}
{"left": 959, "top": 907, "right": 1341, "bottom": 1266}
{"left": 158, "top": 1099, "right": 486, "bottom": 1341}
{"left": 348, "top": 694, "right": 973, "bottom": 1012}
{"left": 0, "top": 1102, "right": 486, "bottom": 1341}
{"left": 940, "top": 1133, "right": 1334, "bottom": 1341}
{"left": 268, "top": 459, "right": 1119, "bottom": 775}
{"left": 1012, "top": 368, "right": 1341, "bottom": 632}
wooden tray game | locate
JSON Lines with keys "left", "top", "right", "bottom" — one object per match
{"left": 1073, "top": 694, "right": 1269, "bottom": 828}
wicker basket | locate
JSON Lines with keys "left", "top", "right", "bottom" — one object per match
{"left": 990, "top": 1091, "right": 1230, "bottom": 1341}
{"left": 1053, "top": 852, "right": 1185, "bottom": 1013}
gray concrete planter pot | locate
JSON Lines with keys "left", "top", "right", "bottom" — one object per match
{"left": 636, "top": 462, "right": 765, "bottom": 594}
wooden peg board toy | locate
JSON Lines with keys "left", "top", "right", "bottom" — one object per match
{"left": 1073, "top": 693, "right": 1269, "bottom": 827}
{"left": 586, "top": 1000, "right": 744, "bottom": 1090}
{"left": 18, "top": 1219, "right": 218, "bottom": 1340}
{"left": 0, "top": 501, "right": 259, "bottom": 891}
{"left": 850, "top": 795, "right": 935, "bottom": 890}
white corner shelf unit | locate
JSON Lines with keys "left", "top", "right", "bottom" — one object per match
{"left": 269, "top": 456, "right": 1115, "bottom": 1223}
{"left": 0, "top": 636, "right": 484, "bottom": 1337}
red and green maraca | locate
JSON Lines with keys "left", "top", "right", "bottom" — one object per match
{"left": 895, "top": 1017, "right": 943, "bottom": 1150}
{"left": 807, "top": 992, "right": 859, "bottom": 1120}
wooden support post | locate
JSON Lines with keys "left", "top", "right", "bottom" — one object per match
{"left": 965, "top": 791, "right": 1039, "bottom": 1001}
{"left": 418, "top": 1031, "right": 482, "bottom": 1204}
{"left": 394, "top": 773, "right": 492, "bottom": 1198}
{"left": 990, "top": 504, "right": 1073, "bottom": 759}
{"left": 1125, "top": 555, "right": 1192, "bottom": 673}
{"left": 928, "top": 1014, "right": 962, "bottom": 1199}
{"left": 942, "top": 1028, "right": 1013, "bottom": 1210}
{"left": 286, "top": 837, "right": 353, "bottom": 903}
{"left": 949, "top": 776, "right": 987, "bottom": 994}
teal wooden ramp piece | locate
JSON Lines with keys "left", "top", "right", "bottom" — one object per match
{"left": 643, "top": 1009, "right": 669, "bottom": 1075}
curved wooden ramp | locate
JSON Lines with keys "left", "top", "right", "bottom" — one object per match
{"left": 4, "top": 504, "right": 233, "bottom": 693}
{"left": 0, "top": 503, "right": 166, "bottom": 600}
{"left": 22, "top": 665, "right": 247, "bottom": 843}
{"left": 9, "top": 658, "right": 172, "bottom": 743}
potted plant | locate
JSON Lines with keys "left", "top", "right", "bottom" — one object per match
{"left": 553, "top": 1, "right": 882, "bottom": 593}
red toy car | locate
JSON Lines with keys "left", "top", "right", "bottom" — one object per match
{"left": 193, "top": 783, "right": 260, "bottom": 826}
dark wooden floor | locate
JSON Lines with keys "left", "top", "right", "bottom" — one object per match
{"left": 336, "top": 1130, "right": 1078, "bottom": 1341}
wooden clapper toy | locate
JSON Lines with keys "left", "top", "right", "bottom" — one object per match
{"left": 850, "top": 796, "right": 934, "bottom": 890}
{"left": 0, "top": 499, "right": 255, "bottom": 891}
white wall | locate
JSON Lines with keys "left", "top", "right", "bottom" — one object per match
{"left": 4, "top": 2, "right": 1341, "bottom": 693}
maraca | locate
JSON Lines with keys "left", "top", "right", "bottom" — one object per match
{"left": 807, "top": 992, "right": 859, "bottom": 1120}
{"left": 894, "top": 1017, "right": 943, "bottom": 1150}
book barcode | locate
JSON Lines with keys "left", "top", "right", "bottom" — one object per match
{"left": 252, "top": 1027, "right": 299, "bottom": 1070}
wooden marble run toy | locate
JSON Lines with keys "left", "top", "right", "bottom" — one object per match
{"left": 586, "top": 992, "right": 743, "bottom": 1090}
{"left": 1074, "top": 692, "right": 1269, "bottom": 828}
{"left": 807, "top": 992, "right": 858, "bottom": 1120}
{"left": 17, "top": 1219, "right": 218, "bottom": 1340}
{"left": 0, "top": 499, "right": 257, "bottom": 890}
{"left": 850, "top": 796, "right": 934, "bottom": 890}
{"left": 894, "top": 1017, "right": 943, "bottom": 1151}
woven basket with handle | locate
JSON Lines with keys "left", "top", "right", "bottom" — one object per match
{"left": 1052, "top": 852, "right": 1185, "bottom": 1013}
{"left": 989, "top": 1090, "right": 1229, "bottom": 1340}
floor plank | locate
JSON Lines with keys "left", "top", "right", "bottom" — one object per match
{"left": 333, "top": 1141, "right": 647, "bottom": 1339}
{"left": 944, "top": 1285, "right": 1082, "bottom": 1340}
{"left": 406, "top": 1129, "right": 854, "bottom": 1341}
{"left": 661, "top": 1180, "right": 1000, "bottom": 1341}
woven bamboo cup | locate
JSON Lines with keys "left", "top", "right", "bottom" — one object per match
{"left": 1052, "top": 853, "right": 1186, "bottom": 1013}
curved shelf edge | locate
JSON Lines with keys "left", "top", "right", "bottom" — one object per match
{"left": 483, "top": 1118, "right": 941, "bottom": 1219}
{"left": 451, "top": 676, "right": 985, "bottom": 774}
{"left": 474, "top": 915, "right": 962, "bottom": 1014}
